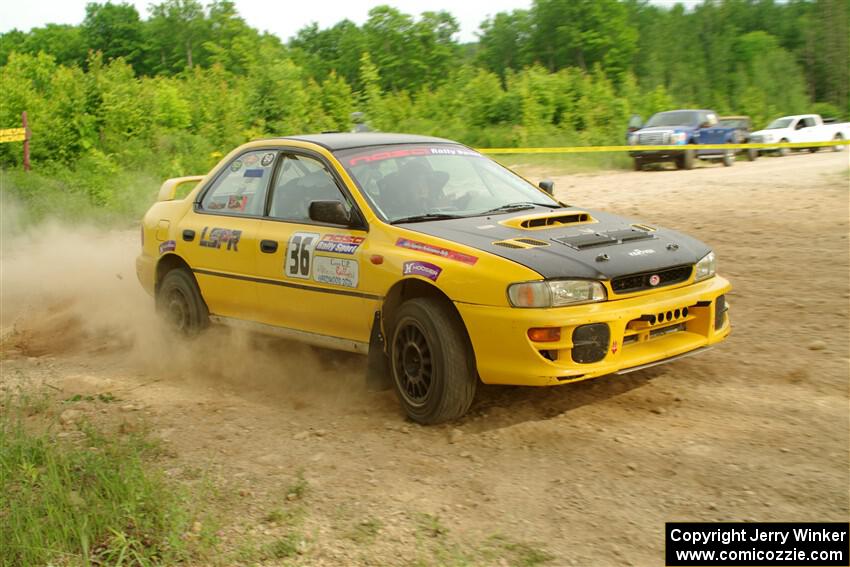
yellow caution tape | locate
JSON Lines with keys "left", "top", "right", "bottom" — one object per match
{"left": 479, "top": 139, "right": 850, "bottom": 154}
{"left": 0, "top": 128, "right": 27, "bottom": 143}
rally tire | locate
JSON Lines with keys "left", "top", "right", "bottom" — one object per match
{"left": 389, "top": 298, "right": 477, "bottom": 424}
{"left": 156, "top": 268, "right": 209, "bottom": 336}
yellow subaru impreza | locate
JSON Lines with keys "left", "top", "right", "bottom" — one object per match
{"left": 137, "top": 133, "right": 731, "bottom": 423}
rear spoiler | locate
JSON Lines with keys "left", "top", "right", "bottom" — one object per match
{"left": 157, "top": 175, "right": 205, "bottom": 202}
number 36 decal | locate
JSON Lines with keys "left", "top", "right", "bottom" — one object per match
{"left": 285, "top": 232, "right": 319, "bottom": 279}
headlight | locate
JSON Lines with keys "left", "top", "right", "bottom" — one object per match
{"left": 694, "top": 251, "right": 716, "bottom": 282}
{"left": 628, "top": 133, "right": 638, "bottom": 145}
{"left": 508, "top": 280, "right": 607, "bottom": 308}
{"left": 670, "top": 132, "right": 687, "bottom": 145}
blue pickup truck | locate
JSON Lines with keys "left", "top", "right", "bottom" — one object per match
{"left": 628, "top": 109, "right": 738, "bottom": 171}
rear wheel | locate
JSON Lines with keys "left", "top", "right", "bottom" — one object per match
{"left": 156, "top": 268, "right": 209, "bottom": 336}
{"left": 746, "top": 147, "right": 758, "bottom": 161}
{"left": 389, "top": 298, "right": 477, "bottom": 424}
{"left": 633, "top": 158, "right": 644, "bottom": 171}
{"left": 834, "top": 134, "right": 845, "bottom": 152}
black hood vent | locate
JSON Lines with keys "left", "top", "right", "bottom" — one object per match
{"left": 553, "top": 228, "right": 655, "bottom": 250}
{"left": 521, "top": 212, "right": 589, "bottom": 228}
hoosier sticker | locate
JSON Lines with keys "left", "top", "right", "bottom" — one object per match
{"left": 402, "top": 261, "right": 442, "bottom": 281}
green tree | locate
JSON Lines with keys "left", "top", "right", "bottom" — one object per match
{"left": 81, "top": 2, "right": 145, "bottom": 71}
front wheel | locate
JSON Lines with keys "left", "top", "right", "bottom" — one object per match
{"left": 746, "top": 147, "right": 758, "bottom": 161}
{"left": 834, "top": 134, "right": 845, "bottom": 152}
{"left": 722, "top": 149, "right": 735, "bottom": 167}
{"left": 156, "top": 268, "right": 209, "bottom": 336}
{"left": 633, "top": 158, "right": 644, "bottom": 171}
{"left": 778, "top": 139, "right": 790, "bottom": 157}
{"left": 389, "top": 298, "right": 477, "bottom": 424}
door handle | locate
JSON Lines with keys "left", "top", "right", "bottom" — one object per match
{"left": 182, "top": 229, "right": 195, "bottom": 242}
{"left": 260, "top": 240, "right": 278, "bottom": 253}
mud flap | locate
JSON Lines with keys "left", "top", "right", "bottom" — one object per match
{"left": 366, "top": 311, "right": 392, "bottom": 391}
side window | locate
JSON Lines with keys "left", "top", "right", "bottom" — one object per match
{"left": 269, "top": 153, "right": 351, "bottom": 222}
{"left": 803, "top": 117, "right": 816, "bottom": 128}
{"left": 201, "top": 150, "right": 277, "bottom": 216}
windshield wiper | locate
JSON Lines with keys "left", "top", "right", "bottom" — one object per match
{"left": 390, "top": 213, "right": 466, "bottom": 224}
{"left": 479, "top": 202, "right": 560, "bottom": 215}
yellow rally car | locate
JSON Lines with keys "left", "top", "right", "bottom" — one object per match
{"left": 137, "top": 133, "right": 731, "bottom": 424}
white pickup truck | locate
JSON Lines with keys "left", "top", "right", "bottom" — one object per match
{"left": 749, "top": 114, "right": 849, "bottom": 155}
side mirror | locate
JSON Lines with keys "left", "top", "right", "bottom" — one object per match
{"left": 538, "top": 180, "right": 554, "bottom": 195}
{"left": 309, "top": 200, "right": 351, "bottom": 225}
{"left": 699, "top": 122, "right": 711, "bottom": 129}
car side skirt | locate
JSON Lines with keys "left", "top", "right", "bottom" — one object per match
{"left": 209, "top": 315, "right": 370, "bottom": 354}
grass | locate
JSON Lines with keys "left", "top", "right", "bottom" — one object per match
{"left": 0, "top": 391, "right": 204, "bottom": 566}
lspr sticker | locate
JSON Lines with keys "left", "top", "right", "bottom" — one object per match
{"left": 313, "top": 256, "right": 359, "bottom": 288}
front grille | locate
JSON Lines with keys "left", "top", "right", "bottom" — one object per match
{"left": 611, "top": 265, "right": 692, "bottom": 294}
{"left": 638, "top": 131, "right": 670, "bottom": 145}
{"left": 571, "top": 323, "right": 610, "bottom": 363}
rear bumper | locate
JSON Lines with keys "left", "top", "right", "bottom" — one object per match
{"left": 456, "top": 275, "right": 731, "bottom": 386}
{"left": 136, "top": 253, "right": 156, "bottom": 297}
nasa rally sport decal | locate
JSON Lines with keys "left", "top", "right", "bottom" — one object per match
{"left": 312, "top": 256, "right": 359, "bottom": 288}
{"left": 285, "top": 232, "right": 320, "bottom": 279}
{"left": 315, "top": 234, "right": 364, "bottom": 255}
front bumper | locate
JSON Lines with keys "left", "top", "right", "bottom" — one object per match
{"left": 456, "top": 275, "right": 731, "bottom": 386}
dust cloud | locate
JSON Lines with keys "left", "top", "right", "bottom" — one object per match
{"left": 0, "top": 219, "right": 369, "bottom": 406}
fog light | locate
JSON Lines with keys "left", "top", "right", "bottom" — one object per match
{"left": 528, "top": 327, "right": 561, "bottom": 342}
{"left": 714, "top": 295, "right": 727, "bottom": 330}
{"left": 571, "top": 323, "right": 610, "bottom": 363}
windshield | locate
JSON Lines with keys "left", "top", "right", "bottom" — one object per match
{"left": 766, "top": 118, "right": 793, "bottom": 129}
{"left": 645, "top": 111, "right": 700, "bottom": 127}
{"left": 335, "top": 144, "right": 560, "bottom": 223}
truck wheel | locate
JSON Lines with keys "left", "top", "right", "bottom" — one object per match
{"left": 389, "top": 297, "right": 477, "bottom": 424}
{"left": 677, "top": 150, "right": 695, "bottom": 170}
{"left": 156, "top": 268, "right": 209, "bottom": 336}
{"left": 722, "top": 149, "right": 735, "bottom": 167}
{"left": 633, "top": 158, "right": 644, "bottom": 171}
{"left": 746, "top": 148, "right": 758, "bottom": 161}
{"left": 778, "top": 139, "right": 790, "bottom": 157}
{"left": 834, "top": 134, "right": 845, "bottom": 152}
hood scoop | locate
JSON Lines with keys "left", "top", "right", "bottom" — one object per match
{"left": 553, "top": 228, "right": 655, "bottom": 250}
{"left": 501, "top": 211, "right": 594, "bottom": 230}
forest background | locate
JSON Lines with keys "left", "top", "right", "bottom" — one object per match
{"left": 0, "top": 0, "right": 847, "bottom": 222}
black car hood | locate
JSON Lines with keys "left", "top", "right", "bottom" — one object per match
{"left": 397, "top": 206, "right": 711, "bottom": 280}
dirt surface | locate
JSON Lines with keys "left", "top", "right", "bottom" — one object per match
{"left": 2, "top": 151, "right": 849, "bottom": 565}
